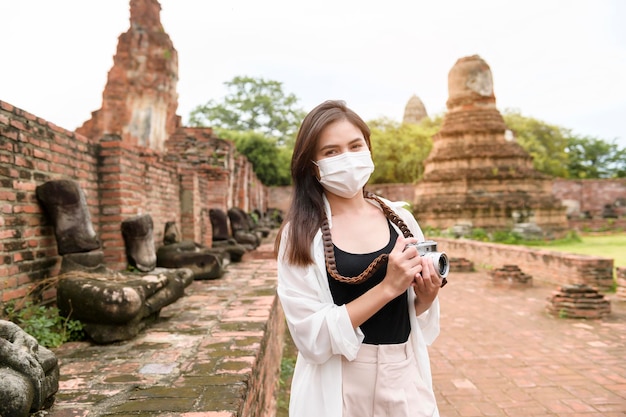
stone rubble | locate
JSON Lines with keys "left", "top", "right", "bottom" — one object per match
{"left": 490, "top": 264, "right": 533, "bottom": 287}
{"left": 546, "top": 284, "right": 611, "bottom": 319}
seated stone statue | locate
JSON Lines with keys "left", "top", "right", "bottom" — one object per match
{"left": 251, "top": 209, "right": 271, "bottom": 238}
{"left": 121, "top": 214, "right": 157, "bottom": 272}
{"left": 156, "top": 221, "right": 228, "bottom": 280}
{"left": 266, "top": 207, "right": 284, "bottom": 226}
{"left": 601, "top": 204, "right": 618, "bottom": 219}
{"left": 35, "top": 179, "right": 193, "bottom": 344}
{"left": 0, "top": 320, "right": 59, "bottom": 416}
{"left": 56, "top": 267, "right": 193, "bottom": 343}
{"left": 227, "top": 207, "right": 262, "bottom": 250}
{"left": 209, "top": 209, "right": 247, "bottom": 262}
{"left": 209, "top": 208, "right": 231, "bottom": 242}
{"left": 35, "top": 179, "right": 100, "bottom": 255}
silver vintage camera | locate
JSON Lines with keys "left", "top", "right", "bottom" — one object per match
{"left": 405, "top": 240, "right": 449, "bottom": 286}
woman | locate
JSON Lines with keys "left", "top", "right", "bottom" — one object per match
{"left": 275, "top": 100, "right": 442, "bottom": 417}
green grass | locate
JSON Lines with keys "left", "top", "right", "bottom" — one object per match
{"left": 277, "top": 323, "right": 297, "bottom": 417}
{"left": 528, "top": 233, "right": 626, "bottom": 268}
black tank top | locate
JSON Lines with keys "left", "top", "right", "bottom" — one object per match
{"left": 327, "top": 220, "right": 410, "bottom": 344}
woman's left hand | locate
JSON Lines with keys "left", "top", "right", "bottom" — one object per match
{"left": 412, "top": 256, "right": 441, "bottom": 315}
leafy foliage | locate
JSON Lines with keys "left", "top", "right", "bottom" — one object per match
{"left": 188, "top": 75, "right": 308, "bottom": 186}
{"left": 5, "top": 301, "right": 85, "bottom": 348}
{"left": 565, "top": 136, "right": 626, "bottom": 178}
{"left": 188, "top": 78, "right": 624, "bottom": 184}
{"left": 189, "top": 75, "right": 306, "bottom": 147}
{"left": 217, "top": 129, "right": 292, "bottom": 186}
{"left": 502, "top": 109, "right": 570, "bottom": 177}
{"left": 503, "top": 109, "right": 626, "bottom": 178}
{"left": 368, "top": 116, "right": 441, "bottom": 184}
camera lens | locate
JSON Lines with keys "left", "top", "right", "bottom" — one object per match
{"left": 437, "top": 255, "right": 447, "bottom": 276}
{"left": 433, "top": 253, "right": 449, "bottom": 279}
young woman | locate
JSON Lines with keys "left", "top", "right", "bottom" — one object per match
{"left": 275, "top": 100, "right": 442, "bottom": 417}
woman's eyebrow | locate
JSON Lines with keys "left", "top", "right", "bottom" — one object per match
{"left": 318, "top": 138, "right": 364, "bottom": 152}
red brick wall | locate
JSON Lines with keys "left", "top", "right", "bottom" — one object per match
{"left": 553, "top": 178, "right": 626, "bottom": 218}
{"left": 98, "top": 138, "right": 183, "bottom": 269}
{"left": 267, "top": 186, "right": 292, "bottom": 214}
{"left": 1, "top": 101, "right": 100, "bottom": 304}
{"left": 368, "top": 183, "right": 417, "bottom": 205}
{"left": 438, "top": 237, "right": 615, "bottom": 291}
{"left": 0, "top": 100, "right": 267, "bottom": 309}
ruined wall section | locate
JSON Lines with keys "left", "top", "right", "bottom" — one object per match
{"left": 0, "top": 101, "right": 101, "bottom": 304}
{"left": 165, "top": 127, "right": 268, "bottom": 244}
{"left": 0, "top": 0, "right": 269, "bottom": 308}
{"left": 553, "top": 178, "right": 626, "bottom": 219}
{"left": 98, "top": 137, "right": 181, "bottom": 269}
{"left": 77, "top": 0, "right": 179, "bottom": 152}
{"left": 1, "top": 100, "right": 268, "bottom": 308}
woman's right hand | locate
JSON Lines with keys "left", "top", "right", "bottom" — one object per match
{"left": 382, "top": 236, "right": 423, "bottom": 298}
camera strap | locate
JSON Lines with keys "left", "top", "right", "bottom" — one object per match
{"left": 321, "top": 191, "right": 413, "bottom": 284}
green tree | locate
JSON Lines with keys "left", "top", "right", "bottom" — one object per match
{"left": 566, "top": 136, "right": 626, "bottom": 178}
{"left": 503, "top": 109, "right": 626, "bottom": 179}
{"left": 189, "top": 75, "right": 306, "bottom": 147}
{"left": 368, "top": 117, "right": 439, "bottom": 184}
{"left": 502, "top": 109, "right": 570, "bottom": 178}
{"left": 217, "top": 129, "right": 292, "bottom": 186}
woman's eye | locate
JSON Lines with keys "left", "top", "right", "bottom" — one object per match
{"left": 351, "top": 143, "right": 363, "bottom": 150}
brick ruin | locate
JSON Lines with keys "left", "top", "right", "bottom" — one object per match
{"left": 77, "top": 0, "right": 180, "bottom": 152}
{"left": 414, "top": 55, "right": 568, "bottom": 234}
{"left": 0, "top": 0, "right": 266, "bottom": 307}
{"left": 402, "top": 94, "right": 428, "bottom": 124}
{"left": 546, "top": 284, "right": 611, "bottom": 319}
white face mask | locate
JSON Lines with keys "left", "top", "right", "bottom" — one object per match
{"left": 313, "top": 151, "right": 375, "bottom": 198}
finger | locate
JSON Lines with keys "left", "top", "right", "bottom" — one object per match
{"left": 423, "top": 258, "right": 442, "bottom": 287}
{"left": 415, "top": 271, "right": 427, "bottom": 289}
{"left": 417, "top": 257, "right": 431, "bottom": 278}
{"left": 395, "top": 236, "right": 418, "bottom": 254}
{"left": 413, "top": 264, "right": 423, "bottom": 280}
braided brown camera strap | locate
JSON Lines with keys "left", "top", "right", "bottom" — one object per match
{"left": 322, "top": 191, "right": 413, "bottom": 284}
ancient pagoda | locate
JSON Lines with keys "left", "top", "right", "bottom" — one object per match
{"left": 414, "top": 55, "right": 567, "bottom": 235}
{"left": 403, "top": 94, "right": 428, "bottom": 124}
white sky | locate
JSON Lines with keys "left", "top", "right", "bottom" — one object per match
{"left": 2, "top": 0, "right": 625, "bottom": 147}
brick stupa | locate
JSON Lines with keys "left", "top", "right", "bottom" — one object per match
{"left": 403, "top": 94, "right": 428, "bottom": 124}
{"left": 77, "top": 0, "right": 180, "bottom": 152}
{"left": 414, "top": 55, "right": 567, "bottom": 234}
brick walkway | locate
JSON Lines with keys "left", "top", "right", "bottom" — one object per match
{"left": 42, "top": 246, "right": 626, "bottom": 416}
{"left": 431, "top": 272, "right": 626, "bottom": 416}
{"left": 43, "top": 243, "right": 282, "bottom": 417}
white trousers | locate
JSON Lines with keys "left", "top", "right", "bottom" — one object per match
{"left": 341, "top": 337, "right": 437, "bottom": 417}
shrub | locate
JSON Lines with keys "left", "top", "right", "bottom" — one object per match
{"left": 5, "top": 301, "right": 85, "bottom": 348}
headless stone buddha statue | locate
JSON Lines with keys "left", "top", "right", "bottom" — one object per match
{"left": 36, "top": 179, "right": 193, "bottom": 344}
{"left": 156, "top": 221, "right": 230, "bottom": 280}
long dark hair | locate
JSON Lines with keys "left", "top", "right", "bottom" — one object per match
{"left": 274, "top": 100, "right": 371, "bottom": 266}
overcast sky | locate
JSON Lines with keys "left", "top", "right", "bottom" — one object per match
{"left": 2, "top": 0, "right": 625, "bottom": 147}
